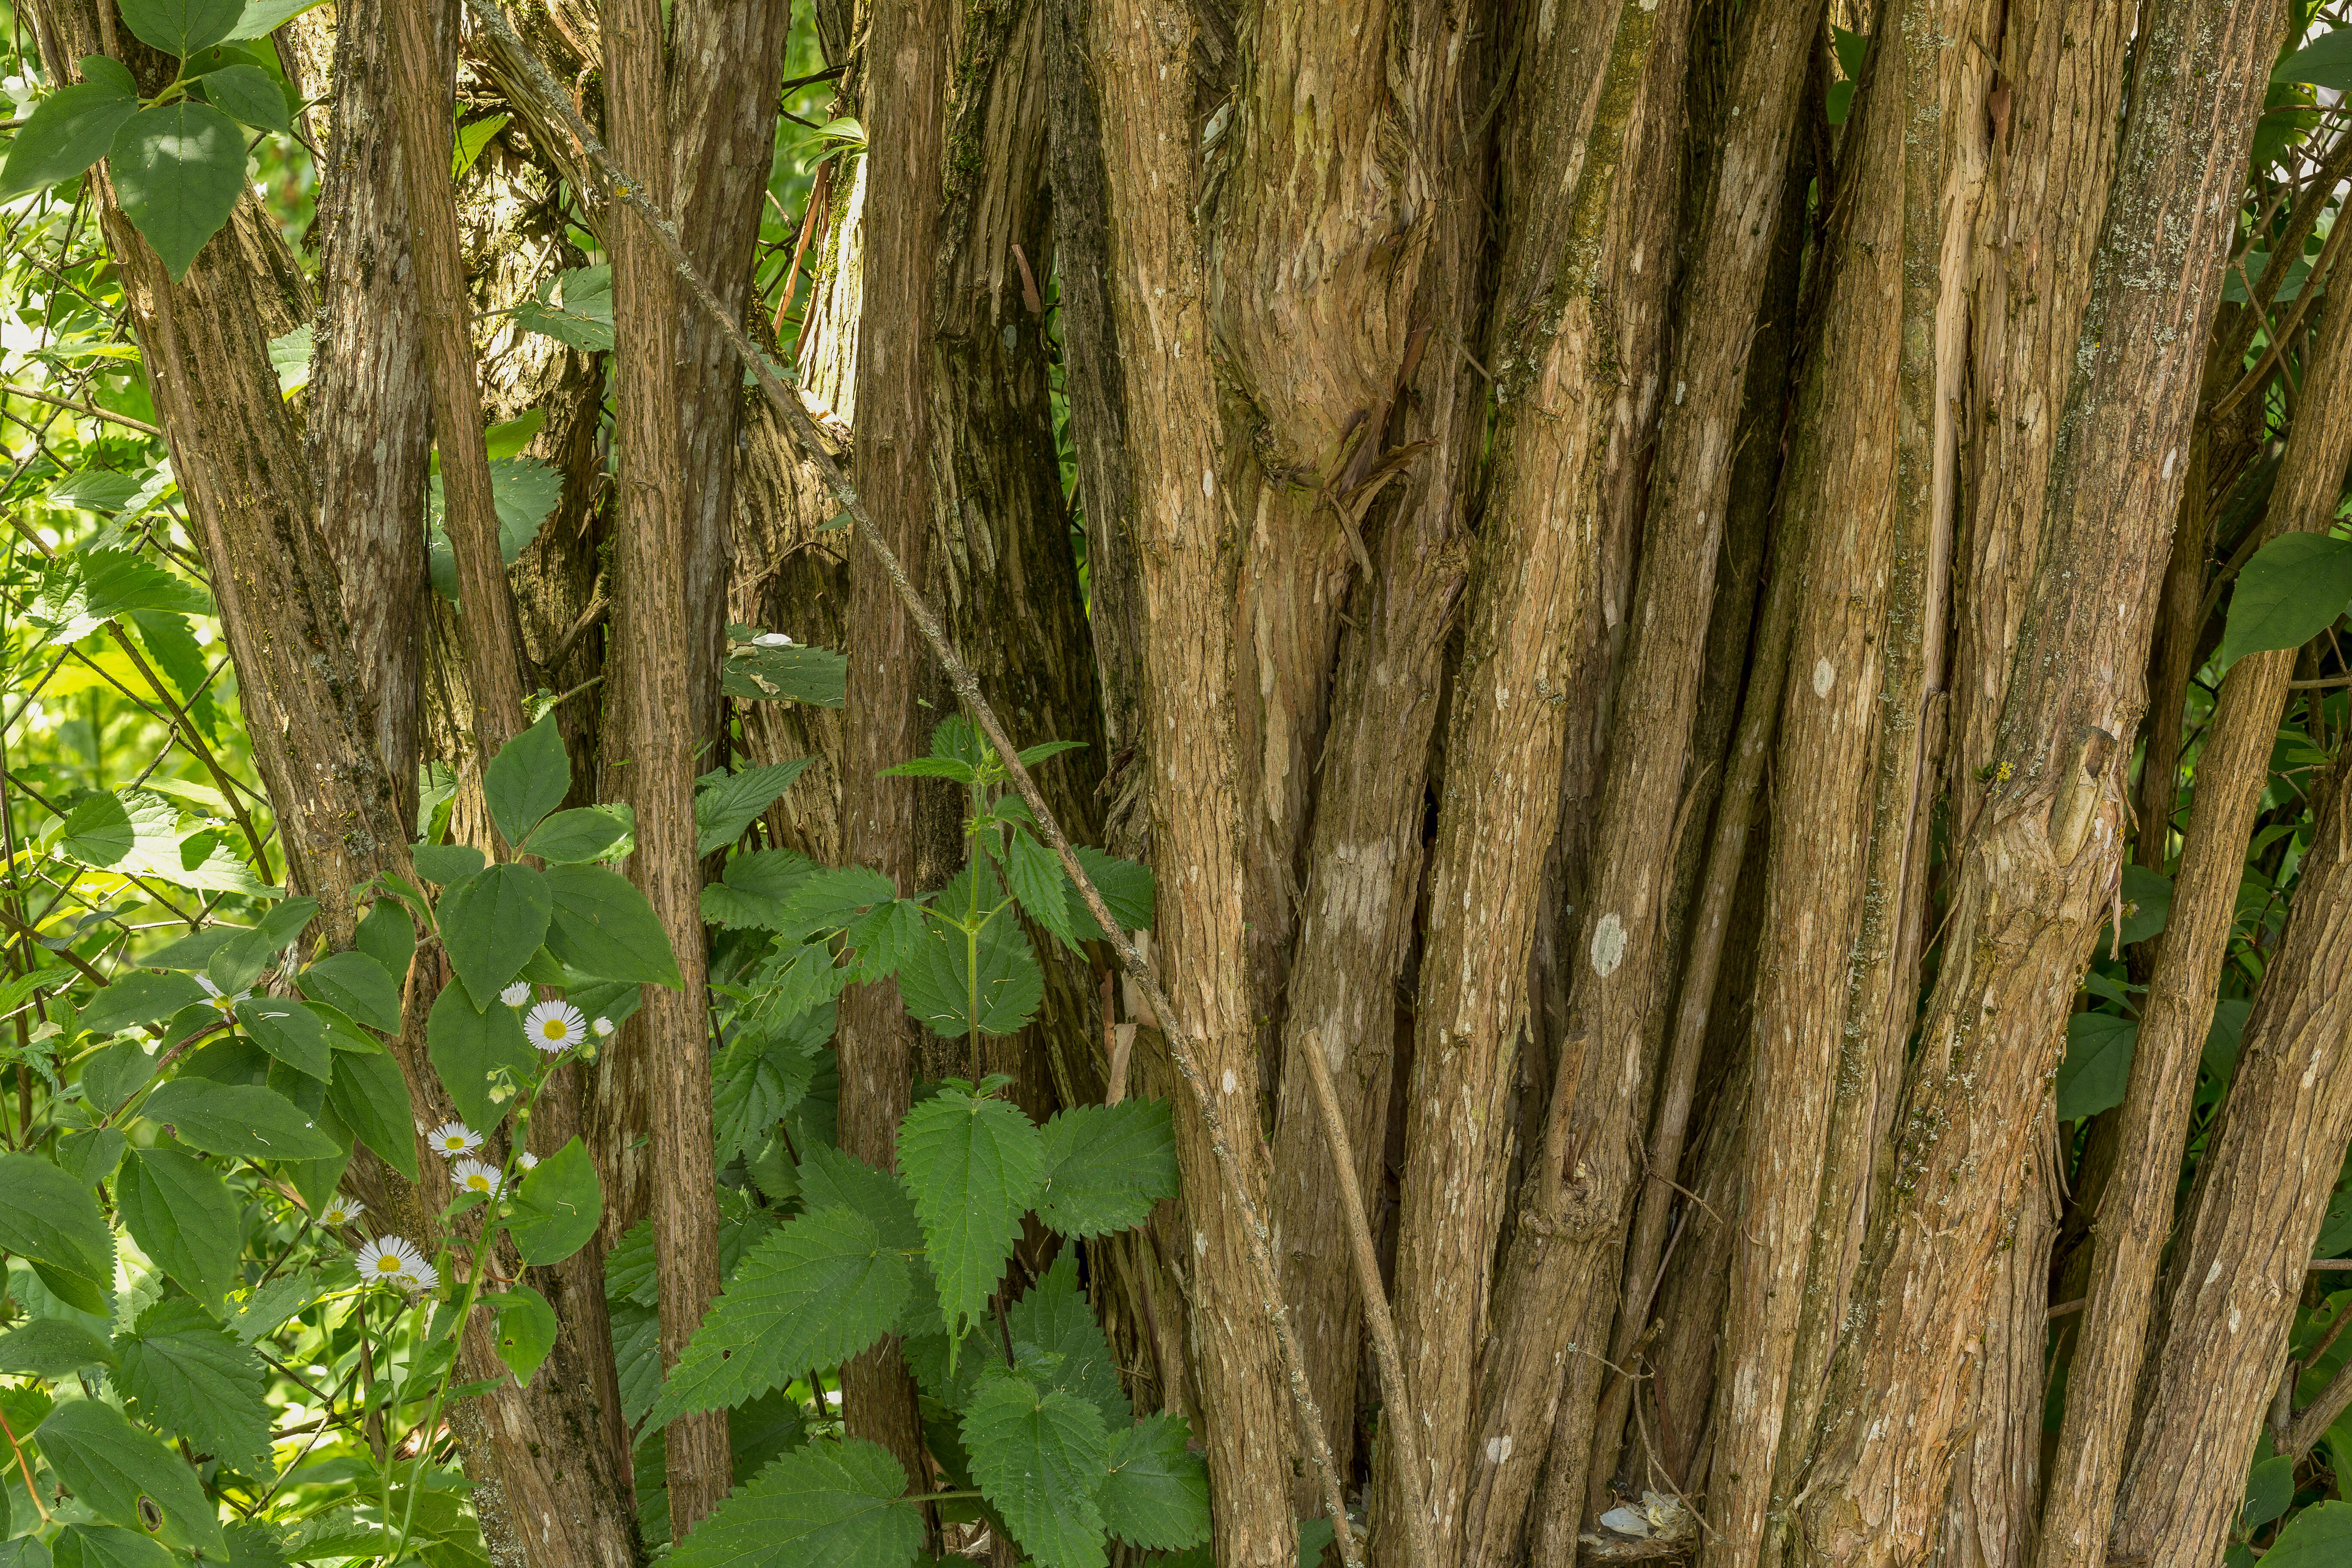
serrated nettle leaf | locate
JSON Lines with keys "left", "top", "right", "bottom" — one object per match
{"left": 1034, "top": 1102, "right": 1178, "bottom": 1242}
{"left": 0, "top": 79, "right": 138, "bottom": 200}
{"left": 778, "top": 864, "right": 899, "bottom": 939}
{"left": 648, "top": 1205, "right": 910, "bottom": 1425}
{"left": 523, "top": 806, "right": 631, "bottom": 864}
{"left": 111, "top": 102, "right": 247, "bottom": 281}
{"left": 2055, "top": 1012, "right": 2137, "bottom": 1122}
{"left": 117, "top": 1146, "right": 241, "bottom": 1308}
{"left": 962, "top": 1368, "right": 1112, "bottom": 1568}
{"left": 896, "top": 1088, "right": 1046, "bottom": 1337}
{"left": 114, "top": 1296, "right": 271, "bottom": 1470}
{"left": 896, "top": 913, "right": 1044, "bottom": 1040}
{"left": 0, "top": 1153, "right": 114, "bottom": 1298}
{"left": 695, "top": 757, "right": 815, "bottom": 855}
{"left": 513, "top": 264, "right": 615, "bottom": 352}
{"left": 633, "top": 1388, "right": 811, "bottom": 1549}
{"left": 712, "top": 1026, "right": 820, "bottom": 1166}
{"left": 35, "top": 1398, "right": 227, "bottom": 1556}
{"left": 841, "top": 898, "right": 927, "bottom": 982}
{"left": 45, "top": 466, "right": 145, "bottom": 514}
{"left": 491, "top": 1283, "right": 558, "bottom": 1388}
{"left": 438, "top": 861, "right": 554, "bottom": 1007}
{"left": 1064, "top": 846, "right": 1155, "bottom": 942}
{"left": 126, "top": 609, "right": 222, "bottom": 740}
{"left": 543, "top": 864, "right": 682, "bottom": 986}
{"left": 143, "top": 1078, "right": 343, "bottom": 1162}
{"left": 235, "top": 997, "right": 332, "bottom": 1080}
{"left": 326, "top": 1044, "right": 419, "bottom": 1181}
{"left": 0, "top": 1315, "right": 117, "bottom": 1377}
{"left": 1007, "top": 829, "right": 1079, "bottom": 949}
{"left": 1008, "top": 1253, "right": 1131, "bottom": 1429}
{"left": 2219, "top": 533, "right": 2352, "bottom": 671}
{"left": 1099, "top": 1413, "right": 1210, "bottom": 1550}
{"left": 748, "top": 940, "right": 853, "bottom": 1030}
{"left": 874, "top": 754, "right": 976, "bottom": 782}
{"left": 662, "top": 1439, "right": 921, "bottom": 1568}
{"left": 412, "top": 841, "right": 487, "bottom": 885}
{"left": 198, "top": 62, "right": 288, "bottom": 131}
{"left": 79, "top": 970, "right": 205, "bottom": 1036}
{"left": 506, "top": 1136, "right": 602, "bottom": 1265}
{"left": 612, "top": 1295, "right": 664, "bottom": 1426}
{"left": 297, "top": 949, "right": 403, "bottom": 1033}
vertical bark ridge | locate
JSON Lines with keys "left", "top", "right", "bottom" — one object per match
{"left": 1782, "top": 5, "right": 2280, "bottom": 1559}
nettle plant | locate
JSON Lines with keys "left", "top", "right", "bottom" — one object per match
{"left": 0, "top": 716, "right": 1206, "bottom": 1568}
{"left": 0, "top": 0, "right": 318, "bottom": 277}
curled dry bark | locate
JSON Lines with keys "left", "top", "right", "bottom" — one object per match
{"left": 2110, "top": 767, "right": 2352, "bottom": 1568}
{"left": 2037, "top": 258, "right": 2352, "bottom": 1568}
{"left": 1374, "top": 0, "right": 1667, "bottom": 1558}
{"left": 1780, "top": 3, "right": 2279, "bottom": 1560}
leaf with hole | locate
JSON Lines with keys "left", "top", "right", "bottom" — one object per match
{"left": 492, "top": 1284, "right": 557, "bottom": 1388}
{"left": 34, "top": 1398, "right": 226, "bottom": 1555}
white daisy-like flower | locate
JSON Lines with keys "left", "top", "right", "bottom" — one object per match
{"left": 499, "top": 982, "right": 533, "bottom": 1008}
{"left": 428, "top": 1121, "right": 483, "bottom": 1158}
{"left": 525, "top": 1000, "right": 587, "bottom": 1055}
{"left": 753, "top": 632, "right": 794, "bottom": 648}
{"left": 318, "top": 1195, "right": 364, "bottom": 1228}
{"left": 591, "top": 1016, "right": 615, "bottom": 1038}
{"left": 451, "top": 1158, "right": 504, "bottom": 1198}
{"left": 516, "top": 1152, "right": 539, "bottom": 1172}
{"left": 358, "top": 1236, "right": 438, "bottom": 1292}
{"left": 195, "top": 974, "right": 251, "bottom": 1016}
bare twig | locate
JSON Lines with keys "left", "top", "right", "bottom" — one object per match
{"left": 456, "top": 1, "right": 1362, "bottom": 1553}
{"left": 0, "top": 379, "right": 162, "bottom": 435}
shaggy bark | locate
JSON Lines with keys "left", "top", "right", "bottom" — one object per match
{"left": 2109, "top": 768, "right": 2352, "bottom": 1568}
{"left": 1089, "top": 0, "right": 1298, "bottom": 1552}
{"left": 1782, "top": 5, "right": 2280, "bottom": 1560}
{"left": 601, "top": 0, "right": 729, "bottom": 1528}
{"left": 2037, "top": 267, "right": 2352, "bottom": 1568}
{"left": 1375, "top": 1, "right": 1666, "bottom": 1558}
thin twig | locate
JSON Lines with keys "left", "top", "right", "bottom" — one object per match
{"left": 0, "top": 379, "right": 162, "bottom": 435}
{"left": 1303, "top": 1029, "right": 1434, "bottom": 1568}
{"left": 455, "top": 2, "right": 1363, "bottom": 1553}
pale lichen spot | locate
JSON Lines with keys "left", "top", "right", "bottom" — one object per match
{"left": 1590, "top": 913, "right": 1628, "bottom": 977}
{"left": 1221, "top": 1069, "right": 1237, "bottom": 1094}
{"left": 1486, "top": 1435, "right": 1514, "bottom": 1464}
{"left": 1813, "top": 658, "right": 1836, "bottom": 698}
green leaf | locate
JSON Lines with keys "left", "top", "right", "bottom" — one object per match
{"left": 0, "top": 1152, "right": 114, "bottom": 1298}
{"left": 842, "top": 899, "right": 928, "bottom": 982}
{"left": 2245, "top": 1452, "right": 2295, "bottom": 1530}
{"left": 634, "top": 1389, "right": 811, "bottom": 1547}
{"left": 779, "top": 865, "right": 899, "bottom": 939}
{"left": 1015, "top": 740, "right": 1087, "bottom": 769}
{"left": 357, "top": 901, "right": 419, "bottom": 978}
{"left": 491, "top": 1284, "right": 557, "bottom": 1387}
{"left": 116, "top": 0, "right": 241, "bottom": 53}
{"left": 51, "top": 1528, "right": 168, "bottom": 1568}
{"left": 2279, "top": 28, "right": 2352, "bottom": 88}
{"left": 2055, "top": 1012, "right": 2137, "bottom": 1122}
{"left": 1007, "top": 1253, "right": 1130, "bottom": 1428}
{"left": 648, "top": 1205, "right": 910, "bottom": 1425}
{"left": 1007, "top": 830, "right": 1078, "bottom": 949}
{"left": 117, "top": 1147, "right": 241, "bottom": 1308}
{"left": 543, "top": 864, "right": 681, "bottom": 986}
{"left": 34, "top": 1397, "right": 227, "bottom": 1555}
{"left": 110, "top": 102, "right": 247, "bottom": 282}
{"left": 438, "top": 863, "right": 554, "bottom": 1008}
{"left": 712, "top": 1019, "right": 822, "bottom": 1167}
{"left": 114, "top": 1296, "right": 270, "bottom": 1470}
{"left": 127, "top": 610, "right": 223, "bottom": 741}
{"left": 895, "top": 1088, "right": 1046, "bottom": 1336}
{"left": 58, "top": 788, "right": 178, "bottom": 871}
{"left": 235, "top": 998, "right": 331, "bottom": 1079}
{"left": 79, "top": 971, "right": 205, "bottom": 1036}
{"left": 875, "top": 756, "right": 977, "bottom": 782}
{"left": 897, "top": 915, "right": 1044, "bottom": 1040}
{"left": 46, "top": 466, "right": 146, "bottom": 514}
{"left": 426, "top": 984, "right": 535, "bottom": 1133}
{"left": 505, "top": 1136, "right": 602, "bottom": 1265}
{"left": 0, "top": 1315, "right": 117, "bottom": 1377}
{"left": 199, "top": 63, "right": 287, "bottom": 131}
{"left": 721, "top": 635, "right": 848, "bottom": 707}
{"left": 223, "top": 0, "right": 328, "bottom": 40}
{"left": 0, "top": 78, "right": 138, "bottom": 199}
{"left": 453, "top": 112, "right": 507, "bottom": 178}
{"left": 2263, "top": 1502, "right": 2352, "bottom": 1568}
{"left": 413, "top": 842, "right": 486, "bottom": 885}
{"left": 142, "top": 1078, "right": 342, "bottom": 1161}
{"left": 327, "top": 1045, "right": 419, "bottom": 1181}
{"left": 1099, "top": 1414, "right": 1208, "bottom": 1550}
{"left": 523, "top": 807, "right": 630, "bottom": 864}
{"left": 662, "top": 1438, "right": 921, "bottom": 1568}
{"left": 227, "top": 1271, "right": 323, "bottom": 1343}
{"left": 297, "top": 951, "right": 402, "bottom": 1033}
{"left": 484, "top": 714, "right": 571, "bottom": 849}
{"left": 695, "top": 759, "right": 815, "bottom": 855}
{"left": 1064, "top": 847, "right": 1155, "bottom": 942}
{"left": 512, "top": 265, "right": 614, "bottom": 353}
{"left": 2220, "top": 534, "right": 2352, "bottom": 672}
{"left": 961, "top": 1368, "right": 1111, "bottom": 1568}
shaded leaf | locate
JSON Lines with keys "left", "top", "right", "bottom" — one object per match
{"left": 117, "top": 1147, "right": 241, "bottom": 1308}
{"left": 896, "top": 1089, "right": 1045, "bottom": 1335}
{"left": 113, "top": 1296, "right": 270, "bottom": 1470}
{"left": 961, "top": 1369, "right": 1110, "bottom": 1568}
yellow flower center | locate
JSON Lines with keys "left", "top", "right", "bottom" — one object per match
{"left": 374, "top": 1257, "right": 401, "bottom": 1273}
{"left": 542, "top": 1020, "right": 566, "bottom": 1040}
